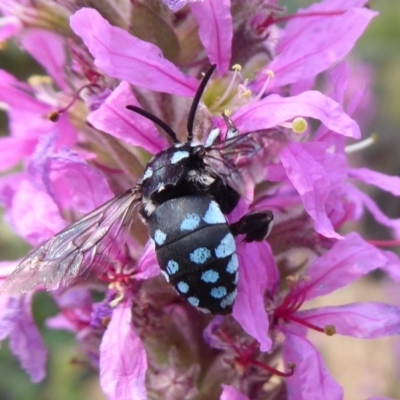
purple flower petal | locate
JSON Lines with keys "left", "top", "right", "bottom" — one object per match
{"left": 282, "top": 329, "right": 343, "bottom": 400}
{"left": 0, "top": 296, "right": 47, "bottom": 383}
{"left": 220, "top": 385, "right": 250, "bottom": 400}
{"left": 11, "top": 179, "right": 66, "bottom": 245}
{"left": 302, "top": 233, "right": 388, "bottom": 301}
{"left": 298, "top": 302, "right": 400, "bottom": 338}
{"left": 21, "top": 29, "right": 68, "bottom": 90}
{"left": 233, "top": 241, "right": 273, "bottom": 352}
{"left": 349, "top": 168, "right": 400, "bottom": 196}
{"left": 0, "top": 70, "right": 50, "bottom": 113}
{"left": 280, "top": 142, "right": 344, "bottom": 239}
{"left": 163, "top": 0, "right": 203, "bottom": 12}
{"left": 347, "top": 185, "right": 400, "bottom": 233}
{"left": 190, "top": 0, "right": 232, "bottom": 75}
{"left": 100, "top": 304, "right": 147, "bottom": 400}
{"left": 0, "top": 137, "right": 37, "bottom": 172}
{"left": 88, "top": 81, "right": 168, "bottom": 154}
{"left": 0, "top": 16, "right": 21, "bottom": 41}
{"left": 263, "top": 4, "right": 377, "bottom": 90}
{"left": 70, "top": 8, "right": 198, "bottom": 97}
{"left": 29, "top": 133, "right": 114, "bottom": 214}
{"left": 234, "top": 91, "right": 360, "bottom": 139}
{"left": 380, "top": 250, "right": 400, "bottom": 282}
{"left": 136, "top": 240, "right": 161, "bottom": 280}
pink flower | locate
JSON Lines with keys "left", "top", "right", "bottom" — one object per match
{"left": 0, "top": 1, "right": 399, "bottom": 399}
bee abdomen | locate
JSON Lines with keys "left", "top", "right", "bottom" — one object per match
{"left": 148, "top": 195, "right": 239, "bottom": 315}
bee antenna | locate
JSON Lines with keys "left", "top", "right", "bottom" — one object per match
{"left": 187, "top": 64, "right": 217, "bottom": 143}
{"left": 126, "top": 105, "right": 179, "bottom": 143}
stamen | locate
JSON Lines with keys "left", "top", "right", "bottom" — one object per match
{"left": 239, "top": 88, "right": 252, "bottom": 99}
{"left": 27, "top": 75, "right": 53, "bottom": 86}
{"left": 218, "top": 330, "right": 296, "bottom": 378}
{"left": 324, "top": 325, "right": 336, "bottom": 336}
{"left": 272, "top": 10, "right": 347, "bottom": 26}
{"left": 48, "top": 83, "right": 97, "bottom": 122}
{"left": 212, "top": 64, "right": 243, "bottom": 109}
{"left": 48, "top": 111, "right": 60, "bottom": 122}
{"left": 223, "top": 109, "right": 232, "bottom": 117}
{"left": 292, "top": 117, "right": 307, "bottom": 134}
{"left": 247, "top": 359, "right": 296, "bottom": 377}
{"left": 284, "top": 313, "right": 336, "bottom": 336}
{"left": 253, "top": 70, "right": 274, "bottom": 101}
{"left": 345, "top": 134, "right": 377, "bottom": 153}
{"left": 109, "top": 282, "right": 125, "bottom": 308}
{"left": 367, "top": 239, "right": 400, "bottom": 248}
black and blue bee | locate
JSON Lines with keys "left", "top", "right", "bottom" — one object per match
{"left": 3, "top": 65, "right": 274, "bottom": 315}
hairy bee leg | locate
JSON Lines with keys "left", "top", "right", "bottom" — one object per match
{"left": 229, "top": 211, "right": 274, "bottom": 242}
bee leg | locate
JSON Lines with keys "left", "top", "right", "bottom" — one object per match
{"left": 229, "top": 211, "right": 274, "bottom": 242}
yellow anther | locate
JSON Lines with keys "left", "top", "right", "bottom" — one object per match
{"left": 47, "top": 111, "right": 60, "bottom": 122}
{"left": 27, "top": 75, "right": 53, "bottom": 87}
{"left": 324, "top": 325, "right": 336, "bottom": 336}
{"left": 223, "top": 109, "right": 232, "bottom": 117}
{"left": 232, "top": 64, "right": 242, "bottom": 72}
{"left": 265, "top": 69, "right": 275, "bottom": 78}
{"left": 240, "top": 89, "right": 252, "bottom": 99}
{"left": 292, "top": 117, "right": 307, "bottom": 134}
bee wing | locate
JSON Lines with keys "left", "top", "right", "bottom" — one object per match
{"left": 2, "top": 186, "right": 142, "bottom": 295}
{"left": 204, "top": 130, "right": 285, "bottom": 198}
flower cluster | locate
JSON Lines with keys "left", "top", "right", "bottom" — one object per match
{"left": 1, "top": 0, "right": 400, "bottom": 399}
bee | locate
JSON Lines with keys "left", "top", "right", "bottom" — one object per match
{"left": 3, "top": 65, "right": 275, "bottom": 314}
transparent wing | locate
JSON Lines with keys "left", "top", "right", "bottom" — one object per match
{"left": 2, "top": 186, "right": 142, "bottom": 294}
{"left": 204, "top": 130, "right": 286, "bottom": 198}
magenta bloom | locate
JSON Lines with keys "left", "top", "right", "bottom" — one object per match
{"left": 1, "top": 1, "right": 399, "bottom": 399}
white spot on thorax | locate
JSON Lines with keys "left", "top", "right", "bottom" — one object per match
{"left": 190, "top": 247, "right": 211, "bottom": 264}
{"left": 201, "top": 269, "right": 219, "bottom": 283}
{"left": 142, "top": 167, "right": 153, "bottom": 181}
{"left": 180, "top": 213, "right": 201, "bottom": 231}
{"left": 143, "top": 199, "right": 156, "bottom": 216}
{"left": 154, "top": 229, "right": 167, "bottom": 245}
{"left": 171, "top": 150, "right": 189, "bottom": 164}
{"left": 203, "top": 201, "right": 226, "bottom": 224}
{"left": 156, "top": 182, "right": 165, "bottom": 193}
{"left": 215, "top": 233, "right": 236, "bottom": 258}
{"left": 187, "top": 170, "right": 215, "bottom": 186}
{"left": 205, "top": 128, "right": 220, "bottom": 147}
